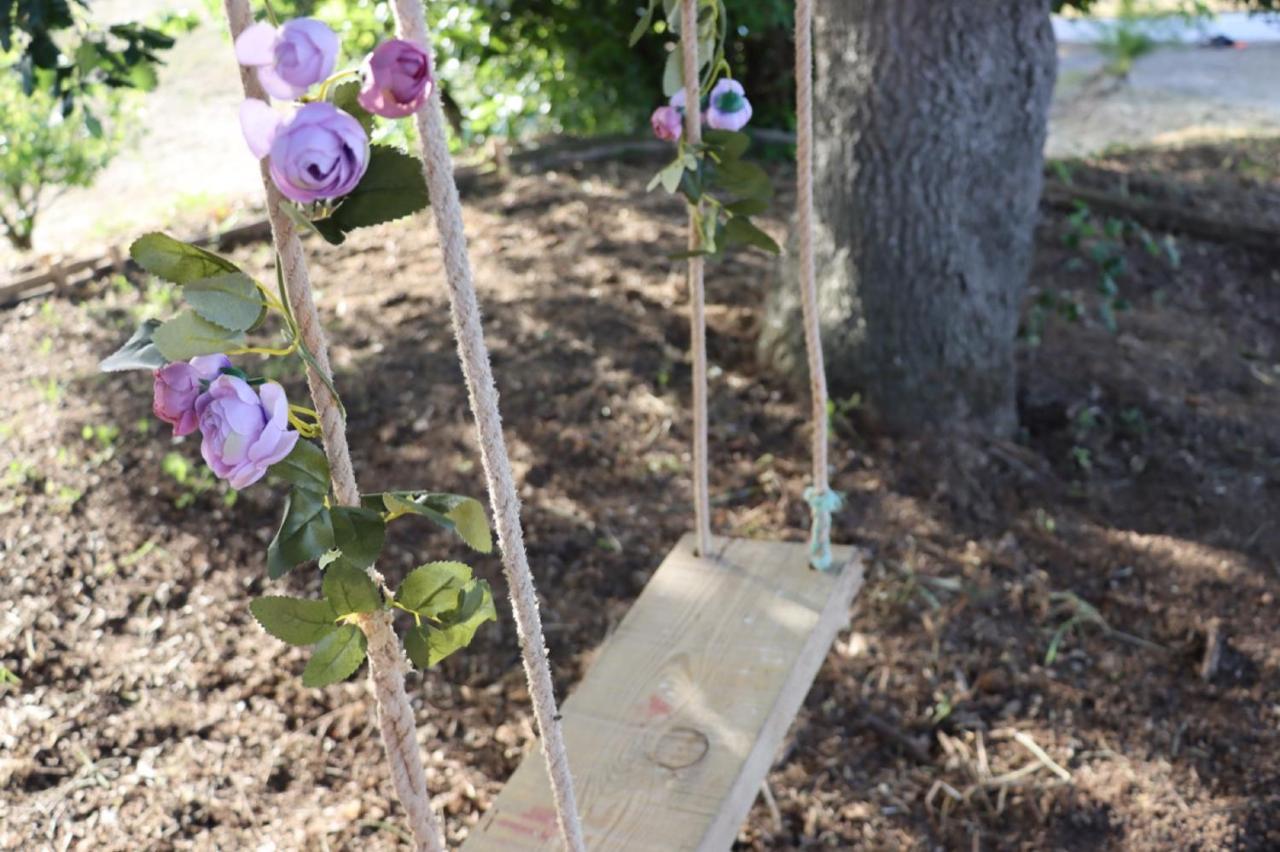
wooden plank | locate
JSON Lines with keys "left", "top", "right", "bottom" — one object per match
{"left": 463, "top": 534, "right": 863, "bottom": 851}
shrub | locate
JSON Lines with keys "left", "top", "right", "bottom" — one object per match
{"left": 0, "top": 79, "right": 130, "bottom": 251}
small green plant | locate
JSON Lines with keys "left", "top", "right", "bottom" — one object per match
{"left": 82, "top": 423, "right": 120, "bottom": 448}
{"left": 826, "top": 392, "right": 863, "bottom": 429}
{"left": 0, "top": 664, "right": 19, "bottom": 689}
{"left": 3, "top": 459, "right": 36, "bottom": 488}
{"left": 1095, "top": 1, "right": 1159, "bottom": 78}
{"left": 1044, "top": 590, "right": 1164, "bottom": 665}
{"left": 31, "top": 376, "right": 63, "bottom": 404}
{"left": 0, "top": 77, "right": 133, "bottom": 251}
{"left": 162, "top": 450, "right": 237, "bottom": 509}
{"left": 82, "top": 423, "right": 121, "bottom": 466}
{"left": 1025, "top": 200, "right": 1181, "bottom": 344}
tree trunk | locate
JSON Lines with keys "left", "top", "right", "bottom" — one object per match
{"left": 759, "top": 0, "right": 1057, "bottom": 437}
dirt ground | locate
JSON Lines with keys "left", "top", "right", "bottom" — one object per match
{"left": 2, "top": 141, "right": 1278, "bottom": 850}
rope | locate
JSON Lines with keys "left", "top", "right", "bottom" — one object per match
{"left": 795, "top": 0, "right": 840, "bottom": 571}
{"left": 389, "top": 3, "right": 586, "bottom": 850}
{"left": 223, "top": 3, "right": 444, "bottom": 849}
{"left": 680, "top": 0, "right": 713, "bottom": 557}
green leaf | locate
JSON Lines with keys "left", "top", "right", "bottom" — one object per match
{"left": 269, "top": 440, "right": 331, "bottom": 494}
{"left": 424, "top": 579, "right": 497, "bottom": 666}
{"left": 302, "top": 624, "right": 367, "bottom": 687}
{"left": 183, "top": 272, "right": 267, "bottom": 332}
{"left": 130, "top": 232, "right": 239, "bottom": 285}
{"left": 330, "top": 80, "right": 375, "bottom": 135}
{"left": 372, "top": 492, "right": 493, "bottom": 553}
{"left": 436, "top": 494, "right": 493, "bottom": 553}
{"left": 376, "top": 492, "right": 452, "bottom": 527}
{"left": 403, "top": 579, "right": 498, "bottom": 668}
{"left": 312, "top": 147, "right": 429, "bottom": 245}
{"left": 662, "top": 47, "right": 683, "bottom": 98}
{"left": 725, "top": 197, "right": 769, "bottom": 217}
{"left": 330, "top": 505, "right": 386, "bottom": 570}
{"left": 703, "top": 129, "right": 749, "bottom": 161}
{"left": 658, "top": 158, "right": 686, "bottom": 195}
{"left": 396, "top": 561, "right": 472, "bottom": 617}
{"left": 99, "top": 319, "right": 167, "bottom": 372}
{"left": 404, "top": 623, "right": 432, "bottom": 669}
{"left": 295, "top": 340, "right": 346, "bottom": 420}
{"left": 713, "top": 160, "right": 772, "bottom": 202}
{"left": 628, "top": 0, "right": 657, "bottom": 47}
{"left": 152, "top": 310, "right": 246, "bottom": 361}
{"left": 249, "top": 596, "right": 338, "bottom": 646}
{"left": 723, "top": 216, "right": 781, "bottom": 254}
{"left": 267, "top": 488, "right": 335, "bottom": 579}
{"left": 322, "top": 561, "right": 381, "bottom": 615}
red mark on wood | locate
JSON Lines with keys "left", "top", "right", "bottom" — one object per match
{"left": 647, "top": 693, "right": 673, "bottom": 719}
{"left": 494, "top": 806, "right": 558, "bottom": 841}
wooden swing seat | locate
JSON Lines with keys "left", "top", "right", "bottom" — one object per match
{"left": 463, "top": 534, "right": 864, "bottom": 851}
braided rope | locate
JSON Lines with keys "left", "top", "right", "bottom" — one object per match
{"left": 389, "top": 2, "right": 586, "bottom": 849}
{"left": 680, "top": 0, "right": 713, "bottom": 557}
{"left": 223, "top": 2, "right": 443, "bottom": 849}
{"left": 795, "top": 0, "right": 839, "bottom": 571}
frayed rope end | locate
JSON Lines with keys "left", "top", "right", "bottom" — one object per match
{"left": 803, "top": 486, "right": 844, "bottom": 572}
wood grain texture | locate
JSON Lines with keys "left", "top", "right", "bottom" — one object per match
{"left": 463, "top": 535, "right": 864, "bottom": 851}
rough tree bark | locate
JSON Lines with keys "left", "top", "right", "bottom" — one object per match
{"left": 759, "top": 0, "right": 1057, "bottom": 437}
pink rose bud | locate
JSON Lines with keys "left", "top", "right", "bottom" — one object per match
{"left": 153, "top": 354, "right": 231, "bottom": 437}
{"left": 234, "top": 17, "right": 340, "bottom": 100}
{"left": 358, "top": 39, "right": 433, "bottom": 118}
{"left": 240, "top": 101, "right": 370, "bottom": 202}
{"left": 195, "top": 376, "right": 299, "bottom": 490}
{"left": 706, "top": 78, "right": 752, "bottom": 132}
{"left": 651, "top": 105, "right": 683, "bottom": 142}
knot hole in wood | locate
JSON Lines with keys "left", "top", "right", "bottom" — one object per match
{"left": 648, "top": 725, "right": 710, "bottom": 771}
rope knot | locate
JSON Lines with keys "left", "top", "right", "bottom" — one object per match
{"left": 803, "top": 486, "right": 844, "bottom": 572}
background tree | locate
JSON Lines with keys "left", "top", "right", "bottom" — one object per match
{"left": 0, "top": 78, "right": 129, "bottom": 250}
{"left": 758, "top": 0, "right": 1278, "bottom": 438}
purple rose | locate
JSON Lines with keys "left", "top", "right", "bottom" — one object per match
{"left": 650, "top": 105, "right": 682, "bottom": 142}
{"left": 240, "top": 101, "right": 370, "bottom": 203}
{"left": 358, "top": 39, "right": 433, "bottom": 118}
{"left": 234, "top": 17, "right": 339, "bottom": 100}
{"left": 706, "top": 79, "right": 752, "bottom": 132}
{"left": 195, "top": 376, "right": 299, "bottom": 490}
{"left": 153, "top": 354, "right": 232, "bottom": 437}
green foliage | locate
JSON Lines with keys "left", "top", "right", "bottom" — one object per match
{"left": 322, "top": 561, "right": 382, "bottom": 615}
{"left": 180, "top": 273, "right": 267, "bottom": 332}
{"left": 312, "top": 146, "right": 429, "bottom": 245}
{"left": 270, "top": 440, "right": 332, "bottom": 494}
{"left": 650, "top": 129, "right": 779, "bottom": 259}
{"left": 395, "top": 562, "right": 497, "bottom": 667}
{"left": 99, "top": 319, "right": 166, "bottom": 372}
{"left": 270, "top": 0, "right": 796, "bottom": 140}
{"left": 0, "top": 2, "right": 190, "bottom": 109}
{"left": 329, "top": 506, "right": 387, "bottom": 570}
{"left": 0, "top": 77, "right": 130, "bottom": 250}
{"left": 395, "top": 561, "right": 473, "bottom": 616}
{"left": 303, "top": 624, "right": 368, "bottom": 686}
{"left": 251, "top": 596, "right": 340, "bottom": 646}
{"left": 268, "top": 488, "right": 336, "bottom": 578}
{"left": 152, "top": 310, "right": 247, "bottom": 361}
{"left": 162, "top": 450, "right": 237, "bottom": 509}
{"left": 1025, "top": 199, "right": 1180, "bottom": 345}
{"left": 130, "top": 232, "right": 240, "bottom": 285}
{"left": 365, "top": 491, "right": 493, "bottom": 553}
